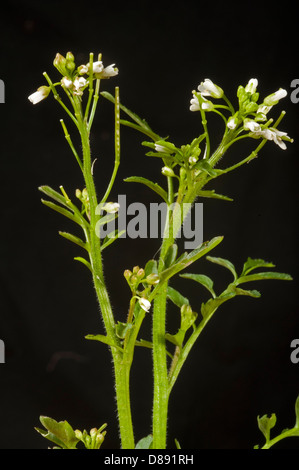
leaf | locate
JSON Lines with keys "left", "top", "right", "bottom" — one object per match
{"left": 36, "top": 416, "right": 79, "bottom": 449}
{"left": 226, "top": 285, "right": 261, "bottom": 298}
{"left": 180, "top": 273, "right": 216, "bottom": 298}
{"left": 206, "top": 255, "right": 237, "bottom": 281}
{"left": 257, "top": 414, "right": 277, "bottom": 443}
{"left": 85, "top": 334, "right": 123, "bottom": 352}
{"left": 157, "top": 237, "right": 223, "bottom": 287}
{"left": 124, "top": 176, "right": 168, "bottom": 203}
{"left": 201, "top": 293, "right": 235, "bottom": 318}
{"left": 41, "top": 199, "right": 79, "bottom": 224}
{"left": 135, "top": 434, "right": 153, "bottom": 449}
{"left": 164, "top": 243, "right": 178, "bottom": 268}
{"left": 74, "top": 256, "right": 92, "bottom": 272}
{"left": 196, "top": 190, "right": 233, "bottom": 202}
{"left": 194, "top": 159, "right": 222, "bottom": 177}
{"left": 39, "top": 185, "right": 69, "bottom": 208}
{"left": 241, "top": 257, "right": 275, "bottom": 276}
{"left": 167, "top": 286, "right": 190, "bottom": 308}
{"left": 59, "top": 231, "right": 88, "bottom": 250}
{"left": 236, "top": 272, "right": 293, "bottom": 285}
{"left": 115, "top": 321, "right": 133, "bottom": 339}
{"left": 144, "top": 259, "right": 158, "bottom": 277}
{"left": 165, "top": 330, "right": 185, "bottom": 348}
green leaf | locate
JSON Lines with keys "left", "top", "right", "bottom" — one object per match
{"left": 201, "top": 293, "right": 235, "bottom": 318}
{"left": 124, "top": 176, "right": 168, "bottom": 203}
{"left": 165, "top": 330, "right": 185, "bottom": 348}
{"left": 167, "top": 286, "right": 190, "bottom": 308}
{"left": 194, "top": 159, "right": 222, "bottom": 177}
{"left": 236, "top": 272, "right": 293, "bottom": 285}
{"left": 115, "top": 321, "right": 133, "bottom": 339}
{"left": 164, "top": 243, "right": 178, "bottom": 268}
{"left": 39, "top": 185, "right": 69, "bottom": 208}
{"left": 196, "top": 190, "right": 233, "bottom": 202}
{"left": 257, "top": 414, "right": 277, "bottom": 443}
{"left": 180, "top": 273, "right": 216, "bottom": 298}
{"left": 226, "top": 285, "right": 261, "bottom": 298}
{"left": 74, "top": 256, "right": 92, "bottom": 272}
{"left": 206, "top": 255, "right": 238, "bottom": 281}
{"left": 144, "top": 259, "right": 158, "bottom": 277}
{"left": 85, "top": 334, "right": 123, "bottom": 352}
{"left": 59, "top": 231, "right": 88, "bottom": 250}
{"left": 41, "top": 199, "right": 79, "bottom": 224}
{"left": 157, "top": 237, "right": 223, "bottom": 287}
{"left": 241, "top": 257, "right": 275, "bottom": 276}
{"left": 36, "top": 416, "right": 79, "bottom": 449}
{"left": 135, "top": 434, "right": 153, "bottom": 449}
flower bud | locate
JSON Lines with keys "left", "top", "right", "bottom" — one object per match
{"left": 245, "top": 78, "right": 258, "bottom": 94}
{"left": 124, "top": 269, "right": 132, "bottom": 281}
{"left": 264, "top": 88, "right": 287, "bottom": 106}
{"left": 197, "top": 79, "right": 223, "bottom": 98}
{"left": 161, "top": 166, "right": 175, "bottom": 177}
{"left": 65, "top": 51, "right": 76, "bottom": 74}
{"left": 136, "top": 268, "right": 145, "bottom": 279}
{"left": 53, "top": 53, "right": 68, "bottom": 76}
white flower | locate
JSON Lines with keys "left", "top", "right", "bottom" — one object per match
{"left": 244, "top": 119, "right": 261, "bottom": 132}
{"left": 227, "top": 113, "right": 239, "bottom": 129}
{"left": 61, "top": 77, "right": 73, "bottom": 89}
{"left": 244, "top": 121, "right": 292, "bottom": 150}
{"left": 139, "top": 298, "right": 151, "bottom": 312}
{"left": 190, "top": 94, "right": 200, "bottom": 111}
{"left": 197, "top": 79, "right": 223, "bottom": 99}
{"left": 102, "top": 202, "right": 120, "bottom": 213}
{"left": 73, "top": 76, "right": 87, "bottom": 95}
{"left": 264, "top": 88, "right": 287, "bottom": 106}
{"left": 28, "top": 86, "right": 50, "bottom": 104}
{"left": 245, "top": 78, "right": 258, "bottom": 94}
{"left": 92, "top": 61, "right": 104, "bottom": 74}
{"left": 190, "top": 93, "right": 213, "bottom": 111}
{"left": 100, "top": 64, "right": 119, "bottom": 78}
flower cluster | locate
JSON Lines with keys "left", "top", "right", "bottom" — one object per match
{"left": 190, "top": 78, "right": 293, "bottom": 150}
{"left": 28, "top": 52, "right": 118, "bottom": 104}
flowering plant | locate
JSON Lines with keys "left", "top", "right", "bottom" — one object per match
{"left": 29, "top": 52, "right": 297, "bottom": 449}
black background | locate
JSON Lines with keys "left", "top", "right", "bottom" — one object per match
{"left": 0, "top": 0, "right": 298, "bottom": 449}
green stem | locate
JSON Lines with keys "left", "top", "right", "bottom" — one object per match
{"left": 76, "top": 100, "right": 134, "bottom": 448}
